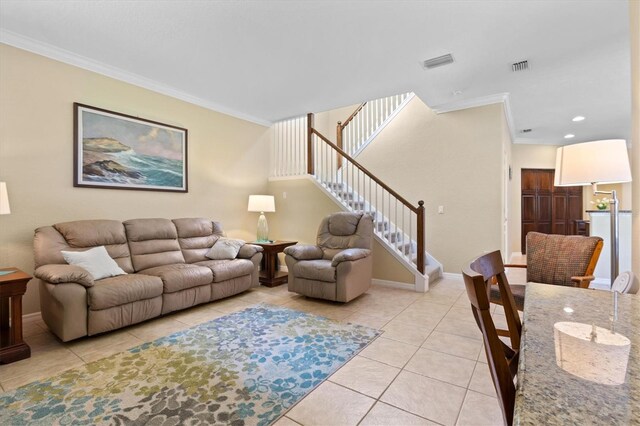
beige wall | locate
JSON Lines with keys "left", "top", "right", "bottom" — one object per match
{"left": 267, "top": 178, "right": 415, "bottom": 284}
{"left": 631, "top": 0, "right": 640, "bottom": 282}
{"left": 354, "top": 97, "right": 506, "bottom": 274}
{"left": 0, "top": 44, "right": 271, "bottom": 314}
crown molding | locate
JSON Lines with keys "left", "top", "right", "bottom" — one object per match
{"left": 0, "top": 29, "right": 272, "bottom": 127}
{"left": 431, "top": 92, "right": 516, "bottom": 143}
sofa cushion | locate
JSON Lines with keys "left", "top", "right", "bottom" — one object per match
{"left": 196, "top": 259, "right": 255, "bottom": 283}
{"left": 51, "top": 220, "right": 134, "bottom": 272}
{"left": 292, "top": 259, "right": 336, "bottom": 283}
{"left": 139, "top": 264, "right": 213, "bottom": 293}
{"left": 88, "top": 274, "right": 163, "bottom": 310}
{"left": 173, "top": 218, "right": 224, "bottom": 263}
{"left": 124, "top": 218, "right": 185, "bottom": 271}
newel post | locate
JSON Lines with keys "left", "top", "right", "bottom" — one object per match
{"left": 336, "top": 121, "right": 343, "bottom": 169}
{"left": 307, "top": 113, "right": 314, "bottom": 175}
{"left": 416, "top": 200, "right": 425, "bottom": 274}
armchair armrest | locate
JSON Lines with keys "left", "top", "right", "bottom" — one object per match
{"left": 571, "top": 275, "right": 595, "bottom": 289}
{"left": 331, "top": 248, "right": 371, "bottom": 267}
{"left": 284, "top": 244, "right": 323, "bottom": 260}
{"left": 237, "top": 244, "right": 264, "bottom": 259}
{"left": 504, "top": 264, "right": 527, "bottom": 268}
{"left": 34, "top": 264, "right": 94, "bottom": 288}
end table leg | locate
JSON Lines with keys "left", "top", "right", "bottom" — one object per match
{"left": 0, "top": 297, "right": 8, "bottom": 347}
{"left": 10, "top": 295, "right": 23, "bottom": 345}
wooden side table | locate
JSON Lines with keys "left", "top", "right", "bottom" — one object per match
{"left": 251, "top": 241, "right": 297, "bottom": 287}
{"left": 0, "top": 268, "right": 32, "bottom": 364}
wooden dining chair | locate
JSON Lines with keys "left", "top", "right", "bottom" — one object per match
{"left": 463, "top": 251, "right": 521, "bottom": 426}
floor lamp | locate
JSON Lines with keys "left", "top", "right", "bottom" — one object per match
{"left": 554, "top": 139, "right": 632, "bottom": 287}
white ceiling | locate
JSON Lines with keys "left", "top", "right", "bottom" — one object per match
{"left": 0, "top": 0, "right": 631, "bottom": 145}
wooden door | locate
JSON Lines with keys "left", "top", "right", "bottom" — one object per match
{"left": 521, "top": 169, "right": 583, "bottom": 253}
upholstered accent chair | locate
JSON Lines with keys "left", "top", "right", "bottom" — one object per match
{"left": 284, "top": 212, "right": 374, "bottom": 302}
{"left": 491, "top": 232, "right": 603, "bottom": 311}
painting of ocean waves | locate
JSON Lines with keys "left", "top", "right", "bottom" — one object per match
{"left": 84, "top": 150, "right": 184, "bottom": 188}
{"left": 75, "top": 104, "right": 188, "bottom": 192}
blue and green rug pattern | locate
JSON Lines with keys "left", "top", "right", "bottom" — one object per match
{"left": 0, "top": 304, "right": 380, "bottom": 425}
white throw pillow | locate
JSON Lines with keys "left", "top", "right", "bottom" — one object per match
{"left": 206, "top": 237, "right": 245, "bottom": 260}
{"left": 61, "top": 246, "right": 126, "bottom": 280}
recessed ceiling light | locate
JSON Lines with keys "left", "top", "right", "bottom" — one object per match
{"left": 564, "top": 134, "right": 575, "bottom": 139}
{"left": 572, "top": 116, "right": 586, "bottom": 122}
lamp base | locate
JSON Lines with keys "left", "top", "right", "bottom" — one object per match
{"left": 256, "top": 212, "right": 269, "bottom": 242}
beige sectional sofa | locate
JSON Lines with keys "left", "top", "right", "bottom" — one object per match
{"left": 33, "top": 217, "right": 263, "bottom": 342}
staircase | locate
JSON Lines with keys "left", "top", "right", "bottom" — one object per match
{"left": 270, "top": 93, "right": 442, "bottom": 292}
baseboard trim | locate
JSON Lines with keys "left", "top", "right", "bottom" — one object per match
{"left": 23, "top": 311, "right": 42, "bottom": 321}
{"left": 372, "top": 279, "right": 415, "bottom": 291}
{"left": 442, "top": 272, "right": 463, "bottom": 281}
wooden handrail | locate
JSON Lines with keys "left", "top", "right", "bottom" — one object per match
{"left": 339, "top": 102, "right": 367, "bottom": 129}
{"left": 311, "top": 128, "right": 421, "bottom": 214}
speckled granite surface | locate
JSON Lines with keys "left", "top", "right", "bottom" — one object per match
{"left": 515, "top": 283, "right": 639, "bottom": 425}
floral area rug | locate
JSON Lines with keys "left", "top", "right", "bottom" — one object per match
{"left": 0, "top": 304, "right": 380, "bottom": 425}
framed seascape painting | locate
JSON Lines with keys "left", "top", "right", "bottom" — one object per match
{"left": 74, "top": 103, "right": 188, "bottom": 192}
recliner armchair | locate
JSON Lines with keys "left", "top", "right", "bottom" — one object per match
{"left": 284, "top": 212, "right": 374, "bottom": 302}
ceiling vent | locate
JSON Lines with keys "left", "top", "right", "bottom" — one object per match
{"left": 512, "top": 60, "right": 529, "bottom": 72}
{"left": 519, "top": 128, "right": 533, "bottom": 133}
{"left": 422, "top": 54, "right": 454, "bottom": 69}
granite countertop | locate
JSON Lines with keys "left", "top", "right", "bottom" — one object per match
{"left": 514, "top": 283, "right": 639, "bottom": 425}
{"left": 587, "top": 209, "right": 632, "bottom": 213}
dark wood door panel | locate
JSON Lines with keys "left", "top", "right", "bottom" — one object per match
{"left": 553, "top": 195, "right": 567, "bottom": 219}
{"left": 538, "top": 171, "right": 555, "bottom": 192}
{"left": 538, "top": 196, "right": 552, "bottom": 221}
{"left": 522, "top": 196, "right": 536, "bottom": 221}
{"left": 521, "top": 169, "right": 583, "bottom": 253}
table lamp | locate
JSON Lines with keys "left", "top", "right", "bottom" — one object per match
{"left": 554, "top": 140, "right": 632, "bottom": 286}
{"left": 0, "top": 182, "right": 10, "bottom": 215}
{"left": 248, "top": 195, "right": 275, "bottom": 242}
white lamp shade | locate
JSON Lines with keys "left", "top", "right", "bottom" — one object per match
{"left": 0, "top": 182, "right": 10, "bottom": 215}
{"left": 247, "top": 195, "right": 275, "bottom": 213}
{"left": 555, "top": 139, "right": 632, "bottom": 186}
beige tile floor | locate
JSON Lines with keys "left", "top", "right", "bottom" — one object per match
{"left": 0, "top": 278, "right": 513, "bottom": 425}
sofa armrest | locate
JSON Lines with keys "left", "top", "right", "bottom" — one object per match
{"left": 331, "top": 248, "right": 371, "bottom": 267}
{"left": 284, "top": 244, "right": 323, "bottom": 260}
{"left": 34, "top": 264, "right": 94, "bottom": 288}
{"left": 237, "top": 243, "right": 264, "bottom": 259}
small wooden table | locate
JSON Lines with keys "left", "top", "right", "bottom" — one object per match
{"left": 0, "top": 268, "right": 32, "bottom": 364}
{"left": 251, "top": 240, "right": 297, "bottom": 287}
